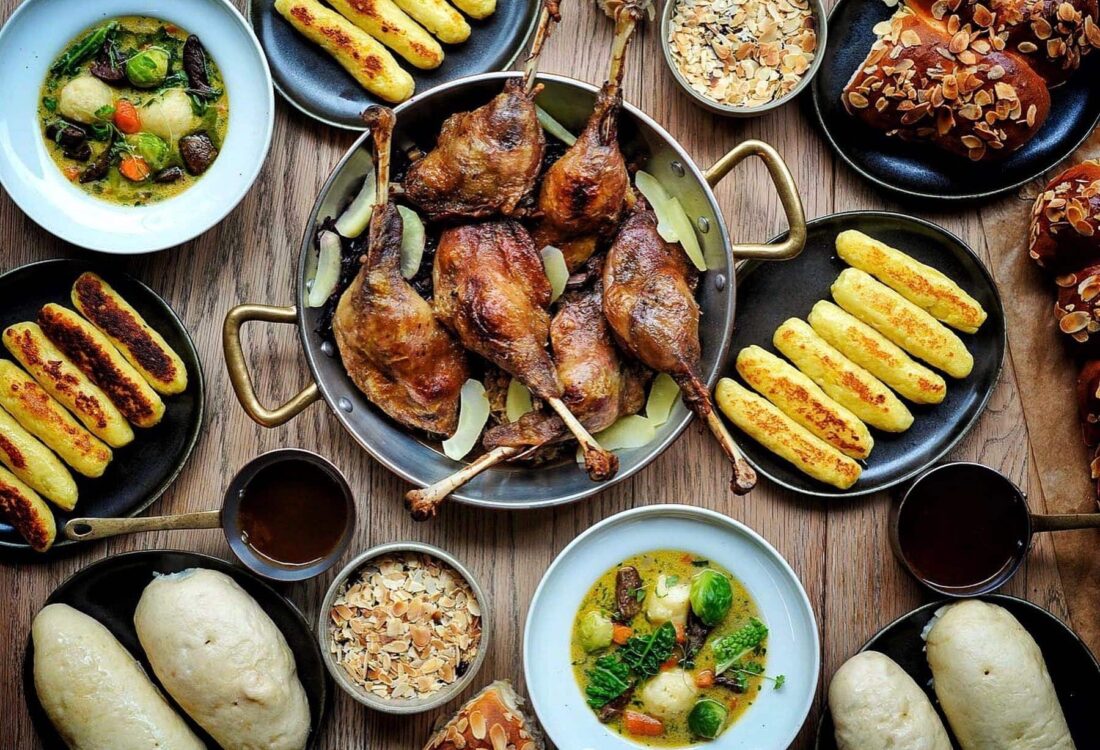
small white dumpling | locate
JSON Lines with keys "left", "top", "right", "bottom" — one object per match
{"left": 644, "top": 574, "right": 691, "bottom": 627}
{"left": 639, "top": 669, "right": 698, "bottom": 720}
{"left": 58, "top": 75, "right": 114, "bottom": 124}
{"left": 140, "top": 89, "right": 199, "bottom": 143}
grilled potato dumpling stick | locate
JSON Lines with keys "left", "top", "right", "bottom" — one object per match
{"left": 0, "top": 466, "right": 56, "bottom": 552}
{"left": 832, "top": 269, "right": 974, "bottom": 379}
{"left": 38, "top": 304, "right": 165, "bottom": 429}
{"left": 808, "top": 301, "right": 947, "bottom": 405}
{"left": 392, "top": 0, "right": 470, "bottom": 44}
{"left": 0, "top": 360, "right": 111, "bottom": 478}
{"left": 736, "top": 346, "right": 873, "bottom": 459}
{"left": 836, "top": 230, "right": 987, "bottom": 334}
{"left": 716, "top": 378, "right": 862, "bottom": 490}
{"left": 70, "top": 273, "right": 187, "bottom": 396}
{"left": 774, "top": 318, "right": 914, "bottom": 433}
{"left": 275, "top": 0, "right": 415, "bottom": 103}
{"left": 0, "top": 407, "right": 77, "bottom": 510}
{"left": 4, "top": 323, "right": 134, "bottom": 447}
{"left": 327, "top": 0, "right": 444, "bottom": 70}
{"left": 450, "top": 0, "right": 496, "bottom": 19}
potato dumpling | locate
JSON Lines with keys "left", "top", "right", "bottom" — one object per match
{"left": 645, "top": 574, "right": 691, "bottom": 627}
{"left": 639, "top": 669, "right": 698, "bottom": 720}
{"left": 58, "top": 75, "right": 114, "bottom": 124}
{"left": 140, "top": 88, "right": 199, "bottom": 142}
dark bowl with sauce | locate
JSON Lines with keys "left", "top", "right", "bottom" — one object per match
{"left": 890, "top": 462, "right": 1031, "bottom": 597}
{"left": 222, "top": 449, "right": 355, "bottom": 582}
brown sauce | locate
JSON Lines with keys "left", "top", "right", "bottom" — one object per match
{"left": 897, "top": 466, "right": 1029, "bottom": 591}
{"left": 237, "top": 458, "right": 348, "bottom": 567}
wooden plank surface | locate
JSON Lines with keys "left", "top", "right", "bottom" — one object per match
{"left": 1, "top": 0, "right": 1096, "bottom": 747}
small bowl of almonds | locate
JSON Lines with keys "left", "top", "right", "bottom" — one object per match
{"left": 319, "top": 542, "right": 489, "bottom": 714}
{"left": 662, "top": 0, "right": 826, "bottom": 116}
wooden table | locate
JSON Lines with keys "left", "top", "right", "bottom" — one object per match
{"left": 3, "top": 0, "right": 1098, "bottom": 747}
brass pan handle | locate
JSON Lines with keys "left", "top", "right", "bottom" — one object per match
{"left": 64, "top": 510, "right": 222, "bottom": 542}
{"left": 704, "top": 139, "right": 807, "bottom": 261}
{"left": 223, "top": 304, "right": 320, "bottom": 428}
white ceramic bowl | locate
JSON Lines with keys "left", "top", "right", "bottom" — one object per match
{"left": 0, "top": 0, "right": 274, "bottom": 254}
{"left": 524, "top": 505, "right": 820, "bottom": 749}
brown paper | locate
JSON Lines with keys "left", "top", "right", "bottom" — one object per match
{"left": 984, "top": 129, "right": 1100, "bottom": 656}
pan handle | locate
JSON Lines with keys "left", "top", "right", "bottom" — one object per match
{"left": 704, "top": 139, "right": 807, "bottom": 261}
{"left": 223, "top": 304, "right": 321, "bottom": 428}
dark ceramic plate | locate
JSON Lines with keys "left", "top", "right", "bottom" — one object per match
{"left": 815, "top": 595, "right": 1100, "bottom": 749}
{"left": 22, "top": 550, "right": 331, "bottom": 749}
{"left": 0, "top": 260, "right": 203, "bottom": 552}
{"left": 811, "top": 0, "right": 1100, "bottom": 201}
{"left": 729, "top": 211, "right": 1005, "bottom": 498}
{"left": 249, "top": 0, "right": 541, "bottom": 129}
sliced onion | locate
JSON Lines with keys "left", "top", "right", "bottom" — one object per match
{"left": 594, "top": 415, "right": 658, "bottom": 451}
{"left": 506, "top": 379, "right": 534, "bottom": 422}
{"left": 442, "top": 379, "right": 490, "bottom": 460}
{"left": 541, "top": 246, "right": 568, "bottom": 302}
{"left": 397, "top": 205, "right": 425, "bottom": 279}
{"left": 535, "top": 105, "right": 577, "bottom": 146}
{"left": 665, "top": 196, "right": 706, "bottom": 271}
{"left": 645, "top": 373, "right": 680, "bottom": 427}
{"left": 306, "top": 230, "right": 342, "bottom": 308}
{"left": 633, "top": 170, "right": 676, "bottom": 241}
{"left": 334, "top": 167, "right": 376, "bottom": 238}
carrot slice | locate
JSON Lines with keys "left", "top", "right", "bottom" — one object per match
{"left": 62, "top": 166, "right": 81, "bottom": 181}
{"left": 119, "top": 155, "right": 151, "bottom": 182}
{"left": 623, "top": 711, "right": 664, "bottom": 737}
{"left": 611, "top": 624, "right": 633, "bottom": 645}
{"left": 695, "top": 670, "right": 715, "bottom": 688}
{"left": 113, "top": 100, "right": 141, "bottom": 134}
{"left": 674, "top": 622, "right": 686, "bottom": 643}
{"left": 660, "top": 655, "right": 679, "bottom": 671}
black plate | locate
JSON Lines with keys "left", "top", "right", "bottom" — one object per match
{"left": 249, "top": 0, "right": 540, "bottom": 129}
{"left": 729, "top": 211, "right": 1005, "bottom": 497}
{"left": 0, "top": 259, "right": 203, "bottom": 552}
{"left": 22, "top": 550, "right": 331, "bottom": 749}
{"left": 815, "top": 595, "right": 1100, "bottom": 749}
{"left": 811, "top": 0, "right": 1100, "bottom": 201}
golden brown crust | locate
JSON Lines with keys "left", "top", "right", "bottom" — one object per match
{"left": 0, "top": 467, "right": 55, "bottom": 552}
{"left": 423, "top": 681, "right": 542, "bottom": 750}
{"left": 843, "top": 7, "right": 1051, "bottom": 160}
{"left": 1029, "top": 160, "right": 1100, "bottom": 271}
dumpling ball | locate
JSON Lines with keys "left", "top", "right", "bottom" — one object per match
{"left": 639, "top": 669, "right": 698, "bottom": 720}
{"left": 140, "top": 89, "right": 199, "bottom": 143}
{"left": 58, "top": 75, "right": 114, "bottom": 124}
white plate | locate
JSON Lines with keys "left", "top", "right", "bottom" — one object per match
{"left": 0, "top": 0, "right": 274, "bottom": 254}
{"left": 524, "top": 505, "right": 820, "bottom": 750}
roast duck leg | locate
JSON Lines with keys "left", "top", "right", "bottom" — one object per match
{"left": 406, "top": 278, "right": 647, "bottom": 518}
{"left": 530, "top": 0, "right": 649, "bottom": 271}
{"left": 430, "top": 220, "right": 620, "bottom": 483}
{"left": 401, "top": 0, "right": 562, "bottom": 221}
{"left": 603, "top": 205, "right": 757, "bottom": 494}
{"left": 332, "top": 106, "right": 470, "bottom": 435}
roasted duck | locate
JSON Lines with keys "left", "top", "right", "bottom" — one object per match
{"left": 431, "top": 219, "right": 620, "bottom": 484}
{"left": 333, "top": 106, "right": 470, "bottom": 435}
{"left": 531, "top": 0, "right": 647, "bottom": 270}
{"left": 402, "top": 0, "right": 561, "bottom": 220}
{"left": 407, "top": 279, "right": 646, "bottom": 518}
{"left": 603, "top": 205, "right": 757, "bottom": 493}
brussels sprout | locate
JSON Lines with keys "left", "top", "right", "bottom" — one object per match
{"left": 125, "top": 47, "right": 170, "bottom": 88}
{"left": 689, "top": 569, "right": 733, "bottom": 627}
{"left": 687, "top": 698, "right": 728, "bottom": 740}
{"left": 577, "top": 611, "right": 613, "bottom": 652}
{"left": 126, "top": 133, "right": 170, "bottom": 171}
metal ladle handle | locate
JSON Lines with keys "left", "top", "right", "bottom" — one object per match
{"left": 1030, "top": 513, "right": 1100, "bottom": 533}
{"left": 64, "top": 510, "right": 222, "bottom": 542}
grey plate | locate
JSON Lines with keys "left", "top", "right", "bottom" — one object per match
{"left": 0, "top": 260, "right": 204, "bottom": 554}
{"left": 248, "top": 0, "right": 540, "bottom": 129}
{"left": 22, "top": 550, "right": 331, "bottom": 749}
{"left": 814, "top": 595, "right": 1100, "bottom": 749}
{"left": 726, "top": 211, "right": 1006, "bottom": 498}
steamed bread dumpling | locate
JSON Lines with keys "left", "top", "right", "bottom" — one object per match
{"left": 134, "top": 568, "right": 311, "bottom": 750}
{"left": 925, "top": 600, "right": 1075, "bottom": 750}
{"left": 829, "top": 651, "right": 951, "bottom": 750}
{"left": 32, "top": 603, "right": 204, "bottom": 750}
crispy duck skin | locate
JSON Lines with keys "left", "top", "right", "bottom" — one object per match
{"left": 603, "top": 205, "right": 756, "bottom": 493}
{"left": 402, "top": 0, "right": 561, "bottom": 221}
{"left": 334, "top": 107, "right": 470, "bottom": 436}
{"left": 482, "top": 285, "right": 647, "bottom": 449}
